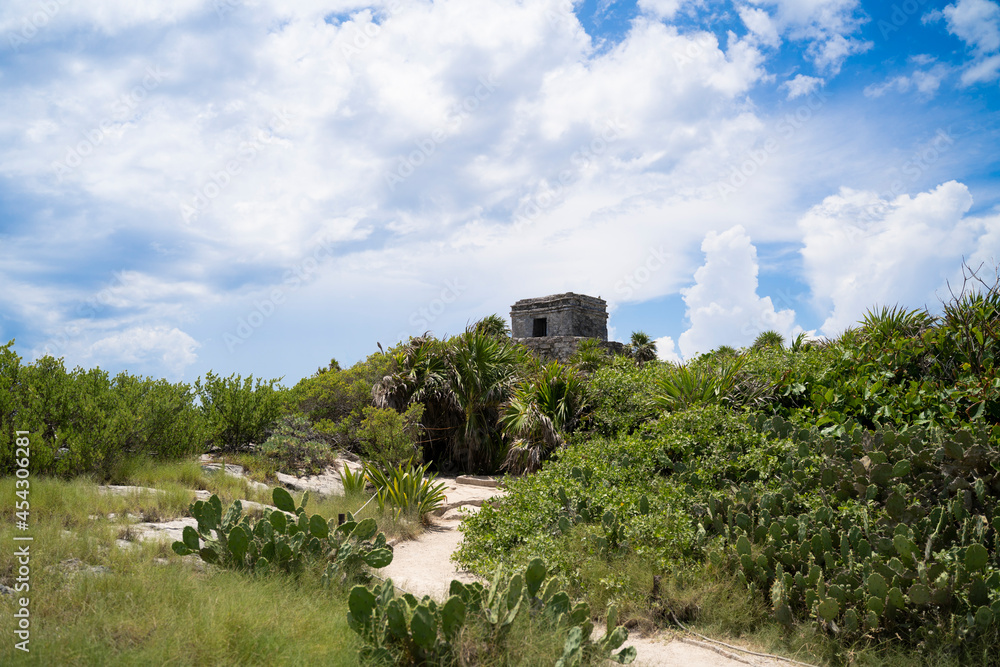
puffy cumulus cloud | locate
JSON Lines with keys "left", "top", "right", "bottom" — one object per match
{"left": 654, "top": 335, "right": 683, "bottom": 363}
{"left": 637, "top": 0, "right": 684, "bottom": 20}
{"left": 677, "top": 226, "right": 798, "bottom": 358}
{"left": 782, "top": 73, "right": 824, "bottom": 98}
{"left": 739, "top": 5, "right": 781, "bottom": 48}
{"left": 87, "top": 326, "right": 200, "bottom": 378}
{"left": 799, "top": 181, "right": 978, "bottom": 335}
{"left": 745, "top": 0, "right": 871, "bottom": 74}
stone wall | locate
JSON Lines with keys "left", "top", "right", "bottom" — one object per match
{"left": 514, "top": 336, "right": 625, "bottom": 364}
{"left": 510, "top": 293, "right": 609, "bottom": 340}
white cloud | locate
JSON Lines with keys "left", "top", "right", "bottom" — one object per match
{"left": 943, "top": 0, "right": 1000, "bottom": 54}
{"left": 677, "top": 225, "right": 798, "bottom": 358}
{"left": 863, "top": 62, "right": 950, "bottom": 97}
{"left": 933, "top": 0, "right": 1000, "bottom": 85}
{"left": 739, "top": 6, "right": 781, "bottom": 48}
{"left": 0, "top": 1, "right": 788, "bottom": 377}
{"left": 961, "top": 53, "right": 1000, "bottom": 84}
{"left": 654, "top": 335, "right": 683, "bottom": 363}
{"left": 799, "top": 181, "right": 978, "bottom": 335}
{"left": 77, "top": 325, "right": 199, "bottom": 379}
{"left": 782, "top": 73, "right": 824, "bottom": 98}
{"left": 746, "top": 0, "right": 872, "bottom": 74}
{"left": 637, "top": 0, "right": 684, "bottom": 20}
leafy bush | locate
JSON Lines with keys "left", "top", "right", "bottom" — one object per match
{"left": 580, "top": 356, "right": 669, "bottom": 437}
{"left": 195, "top": 371, "right": 283, "bottom": 451}
{"left": 286, "top": 353, "right": 394, "bottom": 449}
{"left": 0, "top": 349, "right": 206, "bottom": 478}
{"left": 356, "top": 404, "right": 425, "bottom": 469}
{"left": 258, "top": 414, "right": 337, "bottom": 475}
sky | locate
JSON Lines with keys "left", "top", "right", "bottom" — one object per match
{"left": 1, "top": 0, "right": 999, "bottom": 385}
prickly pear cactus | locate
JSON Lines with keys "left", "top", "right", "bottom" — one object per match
{"left": 173, "top": 488, "right": 392, "bottom": 584}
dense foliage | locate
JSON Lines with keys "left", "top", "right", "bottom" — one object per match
{"left": 0, "top": 342, "right": 206, "bottom": 477}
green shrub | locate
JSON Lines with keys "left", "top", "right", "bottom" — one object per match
{"left": 1, "top": 349, "right": 206, "bottom": 478}
{"left": 195, "top": 371, "right": 283, "bottom": 451}
{"left": 286, "top": 353, "right": 393, "bottom": 449}
{"left": 258, "top": 415, "right": 337, "bottom": 475}
{"left": 580, "top": 356, "right": 668, "bottom": 437}
{"left": 356, "top": 403, "right": 424, "bottom": 469}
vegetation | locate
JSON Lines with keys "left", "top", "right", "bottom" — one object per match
{"left": 347, "top": 558, "right": 635, "bottom": 666}
{"left": 10, "top": 268, "right": 1000, "bottom": 664}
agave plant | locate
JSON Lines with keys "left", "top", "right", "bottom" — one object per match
{"left": 365, "top": 460, "right": 447, "bottom": 521}
{"left": 653, "top": 354, "right": 774, "bottom": 411}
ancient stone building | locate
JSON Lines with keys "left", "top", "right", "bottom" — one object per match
{"left": 510, "top": 292, "right": 624, "bottom": 362}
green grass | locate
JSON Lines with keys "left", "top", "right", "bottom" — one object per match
{"left": 0, "top": 498, "right": 359, "bottom": 666}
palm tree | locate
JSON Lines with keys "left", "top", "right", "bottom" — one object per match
{"left": 373, "top": 331, "right": 521, "bottom": 473}
{"left": 627, "top": 331, "right": 658, "bottom": 365}
{"left": 470, "top": 314, "right": 511, "bottom": 339}
{"left": 752, "top": 330, "right": 785, "bottom": 350}
{"left": 500, "top": 362, "right": 587, "bottom": 474}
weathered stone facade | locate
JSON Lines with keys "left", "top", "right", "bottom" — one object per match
{"left": 510, "top": 293, "right": 609, "bottom": 340}
{"left": 514, "top": 335, "right": 625, "bottom": 363}
{"left": 510, "top": 293, "right": 624, "bottom": 363}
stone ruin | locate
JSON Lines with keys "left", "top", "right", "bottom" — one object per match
{"left": 510, "top": 292, "right": 625, "bottom": 362}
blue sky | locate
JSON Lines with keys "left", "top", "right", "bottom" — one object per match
{"left": 1, "top": 0, "right": 999, "bottom": 385}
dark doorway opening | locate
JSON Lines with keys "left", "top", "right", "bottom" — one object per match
{"left": 532, "top": 318, "right": 547, "bottom": 337}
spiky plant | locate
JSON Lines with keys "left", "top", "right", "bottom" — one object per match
{"left": 500, "top": 362, "right": 587, "bottom": 474}
{"left": 858, "top": 305, "right": 937, "bottom": 345}
{"left": 627, "top": 331, "right": 658, "bottom": 365}
{"left": 752, "top": 330, "right": 785, "bottom": 350}
{"left": 469, "top": 314, "right": 511, "bottom": 339}
{"left": 569, "top": 338, "right": 610, "bottom": 373}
